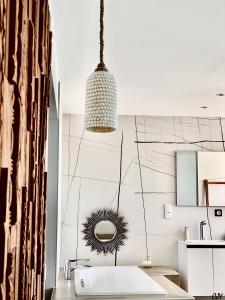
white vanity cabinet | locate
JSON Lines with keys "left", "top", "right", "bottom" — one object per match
{"left": 214, "top": 249, "right": 225, "bottom": 293}
{"left": 178, "top": 241, "right": 225, "bottom": 296}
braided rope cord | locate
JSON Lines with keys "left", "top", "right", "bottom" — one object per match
{"left": 96, "top": 0, "right": 108, "bottom": 71}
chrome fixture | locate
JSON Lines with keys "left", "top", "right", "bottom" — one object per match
{"left": 64, "top": 259, "right": 90, "bottom": 280}
{"left": 81, "top": 278, "right": 85, "bottom": 288}
{"left": 200, "top": 220, "right": 207, "bottom": 240}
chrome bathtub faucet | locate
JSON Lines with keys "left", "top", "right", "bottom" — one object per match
{"left": 64, "top": 258, "right": 90, "bottom": 280}
{"left": 200, "top": 220, "right": 207, "bottom": 240}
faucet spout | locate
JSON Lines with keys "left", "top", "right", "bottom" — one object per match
{"left": 64, "top": 259, "right": 91, "bottom": 280}
{"left": 200, "top": 220, "right": 207, "bottom": 240}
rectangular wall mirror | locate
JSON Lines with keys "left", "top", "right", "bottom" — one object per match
{"left": 176, "top": 151, "right": 225, "bottom": 207}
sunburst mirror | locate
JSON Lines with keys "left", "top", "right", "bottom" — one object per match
{"left": 82, "top": 209, "right": 128, "bottom": 254}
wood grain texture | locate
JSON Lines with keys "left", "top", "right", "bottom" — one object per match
{"left": 0, "top": 0, "right": 52, "bottom": 299}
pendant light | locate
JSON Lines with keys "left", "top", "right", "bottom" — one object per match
{"left": 84, "top": 0, "right": 118, "bottom": 132}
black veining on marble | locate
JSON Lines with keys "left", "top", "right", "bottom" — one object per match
{"left": 65, "top": 175, "right": 131, "bottom": 186}
{"left": 135, "top": 139, "right": 224, "bottom": 144}
{"left": 219, "top": 118, "right": 225, "bottom": 151}
{"left": 65, "top": 134, "right": 120, "bottom": 149}
{"left": 134, "top": 116, "right": 225, "bottom": 152}
{"left": 147, "top": 149, "right": 175, "bottom": 157}
{"left": 117, "top": 131, "right": 124, "bottom": 213}
{"left": 68, "top": 115, "right": 71, "bottom": 187}
{"left": 135, "top": 116, "right": 149, "bottom": 261}
{"left": 206, "top": 206, "right": 213, "bottom": 240}
{"left": 61, "top": 114, "right": 72, "bottom": 257}
{"left": 110, "top": 158, "right": 134, "bottom": 206}
{"left": 61, "top": 115, "right": 225, "bottom": 266}
{"left": 75, "top": 178, "right": 82, "bottom": 262}
{"left": 115, "top": 131, "right": 124, "bottom": 266}
{"left": 137, "top": 162, "right": 175, "bottom": 178}
{"left": 62, "top": 129, "right": 84, "bottom": 224}
{"left": 135, "top": 191, "right": 175, "bottom": 194}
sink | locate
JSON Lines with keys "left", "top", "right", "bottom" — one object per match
{"left": 74, "top": 266, "right": 167, "bottom": 297}
{"left": 182, "top": 240, "right": 225, "bottom": 245}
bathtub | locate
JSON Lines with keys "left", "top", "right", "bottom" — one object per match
{"left": 74, "top": 266, "right": 167, "bottom": 297}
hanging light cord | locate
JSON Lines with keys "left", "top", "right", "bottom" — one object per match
{"left": 96, "top": 0, "right": 107, "bottom": 71}
{"left": 100, "top": 0, "right": 104, "bottom": 64}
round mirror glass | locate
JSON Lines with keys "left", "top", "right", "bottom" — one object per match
{"left": 94, "top": 220, "right": 117, "bottom": 242}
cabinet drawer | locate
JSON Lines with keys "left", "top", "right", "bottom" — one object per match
{"left": 187, "top": 248, "right": 213, "bottom": 296}
{"left": 214, "top": 249, "right": 225, "bottom": 294}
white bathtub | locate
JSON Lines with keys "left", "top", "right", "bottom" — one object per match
{"left": 74, "top": 266, "right": 167, "bottom": 297}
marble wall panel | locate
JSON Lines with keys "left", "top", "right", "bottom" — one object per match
{"left": 60, "top": 114, "right": 225, "bottom": 270}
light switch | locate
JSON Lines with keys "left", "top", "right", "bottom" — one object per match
{"left": 164, "top": 204, "right": 173, "bottom": 219}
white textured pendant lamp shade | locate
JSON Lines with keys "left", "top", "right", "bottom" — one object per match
{"left": 85, "top": 71, "right": 117, "bottom": 132}
{"left": 84, "top": 0, "right": 118, "bottom": 133}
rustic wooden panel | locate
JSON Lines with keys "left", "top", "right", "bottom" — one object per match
{"left": 0, "top": 0, "right": 52, "bottom": 299}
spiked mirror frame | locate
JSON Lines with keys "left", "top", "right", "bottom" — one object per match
{"left": 82, "top": 209, "right": 128, "bottom": 254}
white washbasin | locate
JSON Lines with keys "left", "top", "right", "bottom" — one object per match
{"left": 183, "top": 240, "right": 225, "bottom": 245}
{"left": 74, "top": 266, "right": 167, "bottom": 297}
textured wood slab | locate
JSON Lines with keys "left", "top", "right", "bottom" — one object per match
{"left": 0, "top": 0, "right": 51, "bottom": 299}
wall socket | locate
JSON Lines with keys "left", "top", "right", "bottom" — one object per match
{"left": 215, "top": 209, "right": 223, "bottom": 217}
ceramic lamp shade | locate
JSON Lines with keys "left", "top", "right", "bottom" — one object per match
{"left": 84, "top": 70, "right": 118, "bottom": 132}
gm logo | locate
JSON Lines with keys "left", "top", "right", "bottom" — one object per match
{"left": 212, "top": 293, "right": 223, "bottom": 299}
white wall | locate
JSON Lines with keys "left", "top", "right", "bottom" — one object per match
{"left": 60, "top": 114, "right": 225, "bottom": 270}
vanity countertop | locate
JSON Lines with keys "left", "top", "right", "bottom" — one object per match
{"left": 179, "top": 240, "right": 225, "bottom": 247}
{"left": 51, "top": 267, "right": 193, "bottom": 300}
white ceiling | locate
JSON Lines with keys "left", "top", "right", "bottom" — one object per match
{"left": 50, "top": 0, "right": 225, "bottom": 116}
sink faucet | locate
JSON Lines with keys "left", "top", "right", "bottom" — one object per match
{"left": 64, "top": 259, "right": 90, "bottom": 280}
{"left": 200, "top": 220, "right": 207, "bottom": 240}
